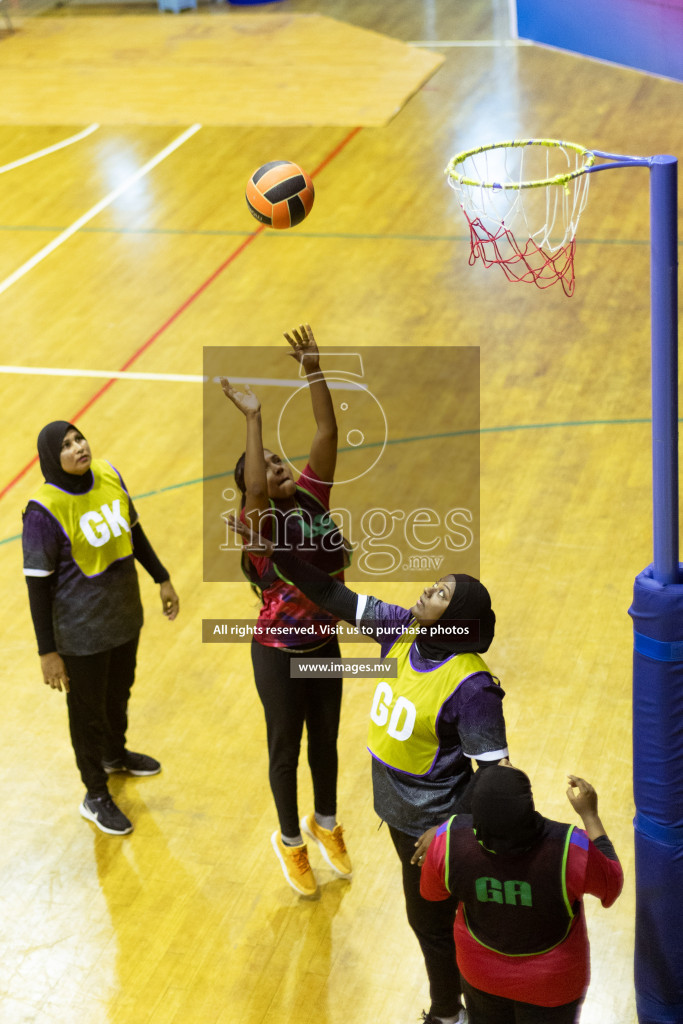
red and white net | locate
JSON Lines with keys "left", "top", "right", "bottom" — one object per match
{"left": 446, "top": 140, "right": 594, "bottom": 296}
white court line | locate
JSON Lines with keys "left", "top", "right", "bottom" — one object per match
{"left": 0, "top": 123, "right": 202, "bottom": 298}
{"left": 409, "top": 39, "right": 531, "bottom": 47}
{"left": 0, "top": 365, "right": 206, "bottom": 383}
{"left": 0, "top": 124, "right": 100, "bottom": 176}
{"left": 0, "top": 366, "right": 365, "bottom": 390}
{"left": 213, "top": 377, "right": 365, "bottom": 391}
{"left": 508, "top": 0, "right": 519, "bottom": 39}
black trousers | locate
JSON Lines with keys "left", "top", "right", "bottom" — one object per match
{"left": 389, "top": 825, "right": 464, "bottom": 1018}
{"left": 251, "top": 637, "right": 342, "bottom": 838}
{"left": 461, "top": 977, "right": 584, "bottom": 1024}
{"left": 63, "top": 633, "right": 139, "bottom": 797}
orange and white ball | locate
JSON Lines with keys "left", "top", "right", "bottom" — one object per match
{"left": 246, "top": 160, "right": 315, "bottom": 229}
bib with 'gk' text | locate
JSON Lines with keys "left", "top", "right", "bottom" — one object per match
{"left": 31, "top": 460, "right": 134, "bottom": 578}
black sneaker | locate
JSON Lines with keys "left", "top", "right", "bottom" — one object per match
{"left": 80, "top": 794, "right": 133, "bottom": 835}
{"left": 102, "top": 750, "right": 161, "bottom": 776}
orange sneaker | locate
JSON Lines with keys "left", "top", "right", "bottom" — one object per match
{"left": 271, "top": 831, "right": 318, "bottom": 896}
{"left": 300, "top": 814, "right": 353, "bottom": 878}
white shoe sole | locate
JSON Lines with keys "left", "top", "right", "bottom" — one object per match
{"left": 79, "top": 801, "right": 133, "bottom": 835}
{"left": 103, "top": 763, "right": 161, "bottom": 776}
{"left": 270, "top": 831, "right": 317, "bottom": 896}
{"left": 300, "top": 816, "right": 353, "bottom": 878}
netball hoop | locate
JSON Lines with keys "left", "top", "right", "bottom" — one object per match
{"left": 448, "top": 138, "right": 682, "bottom": 1024}
{"left": 445, "top": 139, "right": 596, "bottom": 296}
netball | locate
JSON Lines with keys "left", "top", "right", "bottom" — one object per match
{"left": 245, "top": 160, "right": 315, "bottom": 229}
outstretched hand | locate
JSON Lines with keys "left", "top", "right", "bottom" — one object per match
{"left": 284, "top": 323, "right": 320, "bottom": 374}
{"left": 219, "top": 377, "right": 261, "bottom": 416}
{"left": 225, "top": 513, "right": 275, "bottom": 558}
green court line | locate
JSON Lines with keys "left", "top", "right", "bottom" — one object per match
{"left": 0, "top": 224, "right": 671, "bottom": 247}
{"left": 0, "top": 415, "right": 654, "bottom": 547}
{"left": 335, "top": 417, "right": 653, "bottom": 453}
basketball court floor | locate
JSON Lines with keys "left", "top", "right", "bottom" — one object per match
{"left": 0, "top": 1, "right": 681, "bottom": 1021}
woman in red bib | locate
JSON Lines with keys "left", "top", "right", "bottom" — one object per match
{"left": 22, "top": 421, "right": 179, "bottom": 836}
{"left": 221, "top": 324, "right": 352, "bottom": 899}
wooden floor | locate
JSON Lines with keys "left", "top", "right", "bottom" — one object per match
{"left": 1, "top": 2, "right": 681, "bottom": 1021}
{"left": 0, "top": 13, "right": 443, "bottom": 126}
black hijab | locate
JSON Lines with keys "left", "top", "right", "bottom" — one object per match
{"left": 471, "top": 765, "right": 545, "bottom": 855}
{"left": 37, "top": 420, "right": 94, "bottom": 495}
{"left": 416, "top": 572, "right": 495, "bottom": 660}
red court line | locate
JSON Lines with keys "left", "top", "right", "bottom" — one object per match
{"left": 0, "top": 127, "right": 363, "bottom": 504}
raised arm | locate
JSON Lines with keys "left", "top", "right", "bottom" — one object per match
{"left": 285, "top": 324, "right": 338, "bottom": 483}
{"left": 219, "top": 378, "right": 270, "bottom": 524}
{"left": 566, "top": 775, "right": 623, "bottom": 906}
{"left": 566, "top": 775, "right": 608, "bottom": 842}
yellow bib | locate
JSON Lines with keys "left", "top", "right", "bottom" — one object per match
{"left": 367, "top": 625, "right": 490, "bottom": 775}
{"left": 31, "top": 459, "right": 134, "bottom": 577}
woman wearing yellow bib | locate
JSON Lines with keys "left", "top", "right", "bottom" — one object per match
{"left": 228, "top": 515, "right": 508, "bottom": 1024}
{"left": 22, "top": 422, "right": 179, "bottom": 836}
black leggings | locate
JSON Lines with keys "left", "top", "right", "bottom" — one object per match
{"left": 461, "top": 977, "right": 584, "bottom": 1024}
{"left": 389, "top": 825, "right": 464, "bottom": 1019}
{"left": 251, "top": 637, "right": 343, "bottom": 838}
{"left": 63, "top": 633, "right": 139, "bottom": 797}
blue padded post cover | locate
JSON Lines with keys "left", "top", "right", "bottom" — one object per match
{"left": 629, "top": 565, "right": 683, "bottom": 1023}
